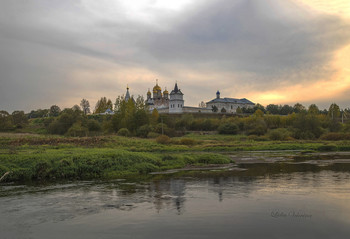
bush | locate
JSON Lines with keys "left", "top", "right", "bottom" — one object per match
{"left": 218, "top": 122, "right": 238, "bottom": 135}
{"left": 147, "top": 132, "right": 159, "bottom": 138}
{"left": 136, "top": 125, "right": 151, "bottom": 138}
{"left": 155, "top": 135, "right": 171, "bottom": 144}
{"left": 66, "top": 122, "right": 88, "bottom": 137}
{"left": 320, "top": 133, "right": 350, "bottom": 141}
{"left": 135, "top": 163, "right": 159, "bottom": 174}
{"left": 87, "top": 119, "right": 102, "bottom": 132}
{"left": 197, "top": 154, "right": 230, "bottom": 164}
{"left": 179, "top": 138, "right": 196, "bottom": 146}
{"left": 117, "top": 128, "right": 130, "bottom": 137}
{"left": 268, "top": 128, "right": 291, "bottom": 141}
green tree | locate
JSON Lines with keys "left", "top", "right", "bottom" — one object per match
{"left": 266, "top": 104, "right": 280, "bottom": 115}
{"left": 12, "top": 111, "right": 28, "bottom": 128}
{"left": 151, "top": 109, "right": 159, "bottom": 125}
{"left": 293, "top": 112, "right": 323, "bottom": 139}
{"left": 254, "top": 103, "right": 266, "bottom": 113}
{"left": 114, "top": 95, "right": 125, "bottom": 112}
{"left": 135, "top": 95, "right": 146, "bottom": 110}
{"left": 94, "top": 97, "right": 113, "bottom": 114}
{"left": 308, "top": 104, "right": 319, "bottom": 115}
{"left": 254, "top": 109, "right": 264, "bottom": 118}
{"left": 293, "top": 103, "right": 306, "bottom": 113}
{"left": 48, "top": 108, "right": 84, "bottom": 135}
{"left": 72, "top": 105, "right": 81, "bottom": 112}
{"left": 212, "top": 105, "right": 218, "bottom": 112}
{"left": 328, "top": 103, "right": 340, "bottom": 119}
{"left": 49, "top": 105, "right": 61, "bottom": 117}
{"left": 280, "top": 105, "right": 293, "bottom": 115}
{"left": 66, "top": 121, "right": 88, "bottom": 137}
{"left": 218, "top": 122, "right": 238, "bottom": 135}
{"left": 80, "top": 99, "right": 91, "bottom": 115}
{"left": 0, "top": 111, "right": 13, "bottom": 131}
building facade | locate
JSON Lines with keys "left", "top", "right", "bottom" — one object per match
{"left": 145, "top": 81, "right": 254, "bottom": 114}
{"left": 146, "top": 80, "right": 169, "bottom": 111}
{"left": 206, "top": 90, "right": 255, "bottom": 113}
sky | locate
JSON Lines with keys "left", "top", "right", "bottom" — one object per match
{"left": 0, "top": 0, "right": 350, "bottom": 113}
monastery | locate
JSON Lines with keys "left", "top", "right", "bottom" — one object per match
{"left": 145, "top": 80, "right": 255, "bottom": 114}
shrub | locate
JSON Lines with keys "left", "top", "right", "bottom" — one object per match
{"left": 179, "top": 138, "right": 196, "bottom": 146}
{"left": 197, "top": 154, "right": 230, "bottom": 164}
{"left": 136, "top": 125, "right": 151, "bottom": 138}
{"left": 135, "top": 163, "right": 159, "bottom": 174}
{"left": 268, "top": 128, "right": 291, "bottom": 141}
{"left": 87, "top": 119, "right": 102, "bottom": 132}
{"left": 218, "top": 122, "right": 238, "bottom": 135}
{"left": 117, "top": 128, "right": 130, "bottom": 137}
{"left": 66, "top": 122, "right": 88, "bottom": 137}
{"left": 147, "top": 132, "right": 160, "bottom": 138}
{"left": 155, "top": 135, "right": 171, "bottom": 144}
{"left": 320, "top": 133, "right": 350, "bottom": 141}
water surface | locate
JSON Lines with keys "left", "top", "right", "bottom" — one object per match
{"left": 1, "top": 152, "right": 350, "bottom": 238}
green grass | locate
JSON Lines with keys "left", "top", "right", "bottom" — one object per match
{"left": 1, "top": 133, "right": 350, "bottom": 182}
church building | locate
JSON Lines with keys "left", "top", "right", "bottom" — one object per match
{"left": 145, "top": 80, "right": 255, "bottom": 114}
{"left": 206, "top": 90, "right": 255, "bottom": 113}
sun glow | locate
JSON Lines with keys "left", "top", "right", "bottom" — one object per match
{"left": 297, "top": 0, "right": 350, "bottom": 18}
{"left": 249, "top": 44, "right": 350, "bottom": 106}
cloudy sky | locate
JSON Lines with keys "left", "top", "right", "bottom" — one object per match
{"left": 1, "top": 0, "right": 350, "bottom": 112}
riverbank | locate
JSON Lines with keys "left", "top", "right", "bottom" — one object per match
{"left": 1, "top": 133, "right": 350, "bottom": 182}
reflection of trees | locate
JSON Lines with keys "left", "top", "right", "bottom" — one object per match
{"left": 149, "top": 179, "right": 186, "bottom": 214}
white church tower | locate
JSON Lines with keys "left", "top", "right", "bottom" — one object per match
{"left": 169, "top": 82, "right": 184, "bottom": 114}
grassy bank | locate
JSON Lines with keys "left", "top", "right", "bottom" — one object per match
{"left": 1, "top": 133, "right": 350, "bottom": 182}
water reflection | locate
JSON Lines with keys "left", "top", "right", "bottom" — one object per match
{"left": 1, "top": 153, "right": 350, "bottom": 238}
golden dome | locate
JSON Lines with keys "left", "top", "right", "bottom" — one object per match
{"left": 163, "top": 87, "right": 169, "bottom": 95}
{"left": 153, "top": 79, "right": 161, "bottom": 93}
{"left": 147, "top": 88, "right": 151, "bottom": 95}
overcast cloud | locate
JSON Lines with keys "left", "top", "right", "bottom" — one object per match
{"left": 1, "top": 0, "right": 350, "bottom": 112}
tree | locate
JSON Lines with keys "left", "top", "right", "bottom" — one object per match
{"left": 293, "top": 103, "right": 306, "bottom": 113}
{"left": 254, "top": 109, "right": 264, "bottom": 118}
{"left": 114, "top": 95, "right": 125, "bottom": 112}
{"left": 135, "top": 95, "right": 146, "bottom": 110}
{"left": 0, "top": 111, "right": 13, "bottom": 131}
{"left": 221, "top": 107, "right": 226, "bottom": 113}
{"left": 49, "top": 105, "right": 61, "bottom": 117}
{"left": 254, "top": 103, "right": 266, "bottom": 113}
{"left": 218, "top": 122, "right": 238, "bottom": 135}
{"left": 12, "top": 111, "right": 28, "bottom": 128}
{"left": 328, "top": 103, "right": 340, "bottom": 119}
{"left": 280, "top": 105, "right": 293, "bottom": 115}
{"left": 80, "top": 99, "right": 90, "bottom": 115}
{"left": 308, "top": 104, "right": 319, "bottom": 115}
{"left": 151, "top": 109, "right": 159, "bottom": 125}
{"left": 94, "top": 97, "right": 113, "bottom": 114}
{"left": 212, "top": 105, "right": 218, "bottom": 112}
{"left": 266, "top": 104, "right": 280, "bottom": 115}
{"left": 236, "top": 107, "right": 242, "bottom": 114}
{"left": 328, "top": 103, "right": 341, "bottom": 132}
{"left": 293, "top": 112, "right": 323, "bottom": 139}
{"left": 72, "top": 105, "right": 81, "bottom": 112}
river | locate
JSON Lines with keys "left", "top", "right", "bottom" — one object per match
{"left": 1, "top": 152, "right": 350, "bottom": 238}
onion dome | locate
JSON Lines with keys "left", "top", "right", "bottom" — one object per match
{"left": 147, "top": 88, "right": 151, "bottom": 95}
{"left": 163, "top": 87, "right": 169, "bottom": 95}
{"left": 153, "top": 79, "right": 161, "bottom": 93}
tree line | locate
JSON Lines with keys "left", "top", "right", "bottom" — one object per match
{"left": 1, "top": 96, "right": 350, "bottom": 140}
